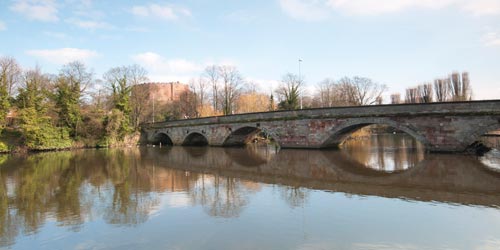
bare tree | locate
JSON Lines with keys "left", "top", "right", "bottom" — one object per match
{"left": 60, "top": 61, "right": 94, "bottom": 94}
{"left": 127, "top": 65, "right": 149, "bottom": 128}
{"left": 434, "top": 78, "right": 450, "bottom": 102}
{"left": 450, "top": 72, "right": 472, "bottom": 101}
{"left": 417, "top": 83, "right": 433, "bottom": 103}
{"left": 204, "top": 65, "right": 220, "bottom": 113}
{"left": 190, "top": 76, "right": 209, "bottom": 117}
{"left": 315, "top": 78, "right": 340, "bottom": 107}
{"left": 338, "top": 76, "right": 387, "bottom": 106}
{"left": 104, "top": 65, "right": 149, "bottom": 122}
{"left": 405, "top": 87, "right": 419, "bottom": 103}
{"left": 276, "top": 73, "right": 303, "bottom": 110}
{"left": 0, "top": 56, "right": 22, "bottom": 97}
{"left": 219, "top": 65, "right": 243, "bottom": 115}
{"left": 0, "top": 57, "right": 21, "bottom": 129}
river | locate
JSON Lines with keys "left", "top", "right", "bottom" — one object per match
{"left": 1, "top": 134, "right": 500, "bottom": 249}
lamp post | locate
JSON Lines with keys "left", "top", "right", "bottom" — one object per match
{"left": 299, "top": 59, "right": 303, "bottom": 109}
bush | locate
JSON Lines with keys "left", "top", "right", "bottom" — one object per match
{"left": 0, "top": 141, "right": 8, "bottom": 153}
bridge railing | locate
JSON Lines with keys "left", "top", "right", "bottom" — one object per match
{"left": 143, "top": 100, "right": 500, "bottom": 128}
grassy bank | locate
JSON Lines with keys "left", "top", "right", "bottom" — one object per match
{"left": 0, "top": 128, "right": 140, "bottom": 154}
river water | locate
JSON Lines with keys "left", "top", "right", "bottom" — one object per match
{"left": 1, "top": 135, "right": 500, "bottom": 250}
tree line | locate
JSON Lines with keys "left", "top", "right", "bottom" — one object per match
{"left": 0, "top": 54, "right": 475, "bottom": 151}
{"left": 390, "top": 72, "right": 473, "bottom": 104}
{"left": 0, "top": 57, "right": 149, "bottom": 151}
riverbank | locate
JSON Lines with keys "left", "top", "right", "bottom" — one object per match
{"left": 0, "top": 128, "right": 141, "bottom": 154}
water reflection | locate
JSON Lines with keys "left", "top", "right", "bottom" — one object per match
{"left": 341, "top": 134, "right": 425, "bottom": 172}
{"left": 0, "top": 135, "right": 500, "bottom": 248}
{"left": 481, "top": 149, "right": 500, "bottom": 172}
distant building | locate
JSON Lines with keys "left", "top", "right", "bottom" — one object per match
{"left": 133, "top": 81, "right": 189, "bottom": 105}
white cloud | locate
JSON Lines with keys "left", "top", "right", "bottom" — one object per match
{"left": 326, "top": 0, "right": 454, "bottom": 16}
{"left": 132, "top": 52, "right": 239, "bottom": 83}
{"left": 461, "top": 0, "right": 500, "bottom": 16}
{"left": 10, "top": 0, "right": 59, "bottom": 22}
{"left": 279, "top": 0, "right": 500, "bottom": 19}
{"left": 245, "top": 78, "right": 280, "bottom": 93}
{"left": 278, "top": 0, "right": 331, "bottom": 21}
{"left": 26, "top": 48, "right": 98, "bottom": 64}
{"left": 0, "top": 21, "right": 6, "bottom": 31}
{"left": 66, "top": 18, "right": 114, "bottom": 30}
{"left": 131, "top": 3, "right": 192, "bottom": 21}
{"left": 482, "top": 32, "right": 500, "bottom": 47}
{"left": 133, "top": 52, "right": 204, "bottom": 82}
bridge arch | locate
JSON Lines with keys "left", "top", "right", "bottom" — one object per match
{"left": 321, "top": 118, "right": 430, "bottom": 149}
{"left": 183, "top": 132, "right": 209, "bottom": 146}
{"left": 463, "top": 122, "right": 500, "bottom": 151}
{"left": 152, "top": 132, "right": 173, "bottom": 146}
{"left": 222, "top": 126, "right": 280, "bottom": 147}
{"left": 223, "top": 126, "right": 261, "bottom": 146}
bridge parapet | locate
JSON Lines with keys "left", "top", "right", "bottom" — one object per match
{"left": 142, "top": 100, "right": 500, "bottom": 153}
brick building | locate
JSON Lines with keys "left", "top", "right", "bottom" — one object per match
{"left": 134, "top": 82, "right": 190, "bottom": 104}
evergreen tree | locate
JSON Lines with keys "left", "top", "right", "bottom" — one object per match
{"left": 53, "top": 62, "right": 92, "bottom": 138}
{"left": 16, "top": 67, "right": 71, "bottom": 150}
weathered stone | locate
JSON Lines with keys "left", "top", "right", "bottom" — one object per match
{"left": 142, "top": 100, "right": 500, "bottom": 153}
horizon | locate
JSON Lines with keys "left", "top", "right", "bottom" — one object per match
{"left": 1, "top": 0, "right": 500, "bottom": 101}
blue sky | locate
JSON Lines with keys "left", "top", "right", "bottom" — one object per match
{"left": 1, "top": 0, "right": 500, "bottom": 100}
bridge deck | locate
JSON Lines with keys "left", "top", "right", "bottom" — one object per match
{"left": 144, "top": 100, "right": 500, "bottom": 128}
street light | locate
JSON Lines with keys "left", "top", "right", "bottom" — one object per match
{"left": 299, "top": 59, "right": 303, "bottom": 109}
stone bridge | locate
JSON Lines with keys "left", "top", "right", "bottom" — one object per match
{"left": 142, "top": 100, "right": 500, "bottom": 153}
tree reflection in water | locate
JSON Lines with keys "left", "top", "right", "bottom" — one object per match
{"left": 190, "top": 175, "right": 250, "bottom": 218}
{"left": 341, "top": 134, "right": 425, "bottom": 172}
{"left": 1, "top": 134, "right": 500, "bottom": 247}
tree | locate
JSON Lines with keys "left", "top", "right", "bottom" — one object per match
{"left": 16, "top": 66, "right": 50, "bottom": 111}
{"left": 128, "top": 65, "right": 149, "bottom": 129}
{"left": 0, "top": 57, "right": 21, "bottom": 97}
{"left": 417, "top": 83, "right": 433, "bottom": 103}
{"left": 434, "top": 78, "right": 450, "bottom": 102}
{"left": 0, "top": 57, "right": 21, "bottom": 130}
{"left": 276, "top": 73, "right": 303, "bottom": 110}
{"left": 188, "top": 76, "right": 210, "bottom": 117}
{"left": 204, "top": 65, "right": 220, "bottom": 113}
{"left": 314, "top": 78, "right": 351, "bottom": 107}
{"left": 235, "top": 91, "right": 270, "bottom": 113}
{"left": 338, "top": 76, "right": 387, "bottom": 106}
{"left": 405, "top": 87, "right": 419, "bottom": 103}
{"left": 219, "top": 65, "right": 243, "bottom": 115}
{"left": 450, "top": 72, "right": 472, "bottom": 101}
{"left": 104, "top": 65, "right": 147, "bottom": 118}
{"left": 54, "top": 61, "right": 93, "bottom": 138}
{"left": 269, "top": 93, "right": 276, "bottom": 111}
{"left": 316, "top": 78, "right": 336, "bottom": 107}
{"left": 103, "top": 65, "right": 148, "bottom": 140}
{"left": 16, "top": 67, "right": 72, "bottom": 150}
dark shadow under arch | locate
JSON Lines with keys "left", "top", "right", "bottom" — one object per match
{"left": 183, "top": 132, "right": 209, "bottom": 146}
{"left": 464, "top": 123, "right": 500, "bottom": 154}
{"left": 224, "top": 146, "right": 270, "bottom": 167}
{"left": 152, "top": 133, "right": 173, "bottom": 146}
{"left": 183, "top": 146, "right": 209, "bottom": 158}
{"left": 223, "top": 126, "right": 261, "bottom": 147}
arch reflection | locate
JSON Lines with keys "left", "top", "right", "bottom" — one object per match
{"left": 1, "top": 145, "right": 500, "bottom": 247}
{"left": 340, "top": 133, "right": 426, "bottom": 173}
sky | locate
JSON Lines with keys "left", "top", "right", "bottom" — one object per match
{"left": 1, "top": 0, "right": 500, "bottom": 100}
